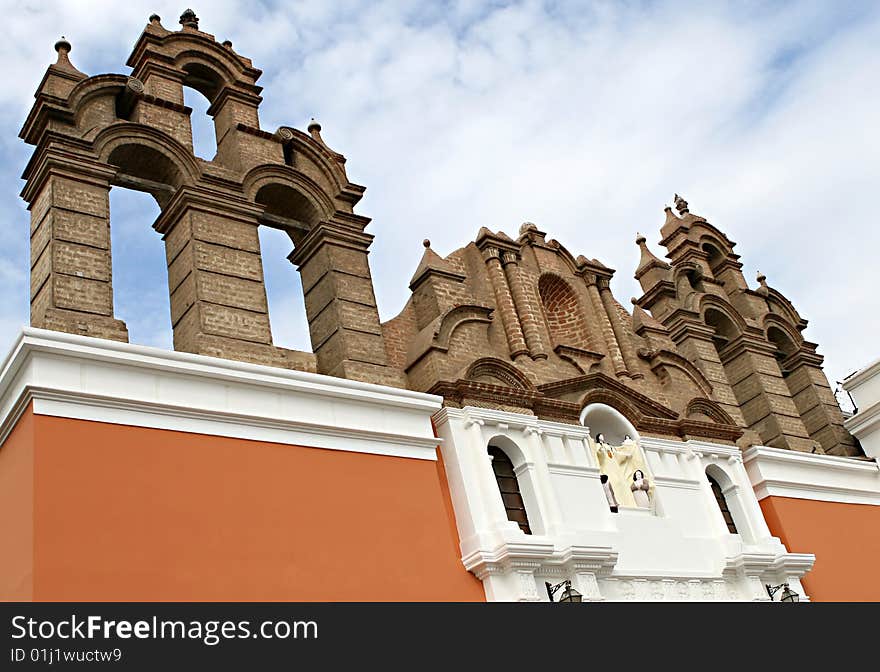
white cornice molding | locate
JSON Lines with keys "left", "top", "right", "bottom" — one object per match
{"left": 0, "top": 328, "right": 442, "bottom": 460}
{"left": 845, "top": 399, "right": 880, "bottom": 438}
{"left": 743, "top": 445, "right": 880, "bottom": 505}
{"left": 842, "top": 355, "right": 880, "bottom": 390}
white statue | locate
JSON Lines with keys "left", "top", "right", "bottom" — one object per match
{"left": 630, "top": 469, "right": 651, "bottom": 508}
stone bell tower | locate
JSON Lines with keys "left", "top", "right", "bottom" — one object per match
{"left": 20, "top": 10, "right": 405, "bottom": 387}
{"left": 634, "top": 195, "right": 856, "bottom": 456}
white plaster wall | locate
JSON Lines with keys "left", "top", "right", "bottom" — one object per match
{"left": 434, "top": 405, "right": 812, "bottom": 602}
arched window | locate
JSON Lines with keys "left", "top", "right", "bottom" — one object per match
{"left": 707, "top": 473, "right": 738, "bottom": 534}
{"left": 488, "top": 446, "right": 531, "bottom": 534}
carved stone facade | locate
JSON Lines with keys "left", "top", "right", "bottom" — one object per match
{"left": 387, "top": 213, "right": 857, "bottom": 456}
{"left": 19, "top": 14, "right": 857, "bottom": 457}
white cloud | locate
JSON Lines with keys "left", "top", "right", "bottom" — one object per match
{"left": 0, "top": 0, "right": 876, "bottom": 389}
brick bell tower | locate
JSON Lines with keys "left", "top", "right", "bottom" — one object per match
{"left": 634, "top": 195, "right": 856, "bottom": 456}
{"left": 20, "top": 10, "right": 405, "bottom": 387}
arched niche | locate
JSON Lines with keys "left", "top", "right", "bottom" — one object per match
{"left": 538, "top": 273, "right": 589, "bottom": 348}
{"left": 579, "top": 403, "right": 639, "bottom": 445}
{"left": 704, "top": 307, "right": 739, "bottom": 351}
{"left": 767, "top": 325, "right": 798, "bottom": 370}
{"left": 254, "top": 183, "right": 322, "bottom": 247}
{"left": 701, "top": 240, "right": 726, "bottom": 274}
{"left": 704, "top": 463, "right": 753, "bottom": 542}
{"left": 487, "top": 434, "right": 541, "bottom": 534}
{"left": 107, "top": 144, "right": 185, "bottom": 205}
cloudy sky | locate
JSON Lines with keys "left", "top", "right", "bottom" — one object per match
{"left": 1, "top": 0, "right": 877, "bottom": 393}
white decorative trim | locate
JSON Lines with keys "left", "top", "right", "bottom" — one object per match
{"left": 842, "top": 355, "right": 880, "bottom": 390}
{"left": 652, "top": 475, "right": 702, "bottom": 491}
{"left": 546, "top": 463, "right": 599, "bottom": 478}
{"left": 0, "top": 328, "right": 442, "bottom": 460}
{"left": 743, "top": 445, "right": 880, "bottom": 505}
{"left": 844, "top": 399, "right": 880, "bottom": 454}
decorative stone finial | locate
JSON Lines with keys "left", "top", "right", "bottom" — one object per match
{"left": 631, "top": 297, "right": 639, "bottom": 305}
{"left": 519, "top": 222, "right": 538, "bottom": 235}
{"left": 636, "top": 232, "right": 647, "bottom": 245}
{"left": 179, "top": 8, "right": 199, "bottom": 29}
{"left": 307, "top": 118, "right": 326, "bottom": 145}
{"left": 423, "top": 239, "right": 431, "bottom": 248}
{"left": 52, "top": 36, "right": 83, "bottom": 74}
{"left": 149, "top": 14, "right": 161, "bottom": 23}
{"left": 54, "top": 36, "right": 71, "bottom": 55}
{"left": 673, "top": 193, "right": 689, "bottom": 215}
{"left": 222, "top": 40, "right": 232, "bottom": 48}
{"left": 756, "top": 271, "right": 769, "bottom": 296}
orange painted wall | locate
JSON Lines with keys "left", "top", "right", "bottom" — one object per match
{"left": 0, "top": 408, "right": 34, "bottom": 600}
{"left": 760, "top": 496, "right": 880, "bottom": 602}
{"left": 3, "top": 408, "right": 484, "bottom": 601}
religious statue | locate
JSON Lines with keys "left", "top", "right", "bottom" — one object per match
{"left": 594, "top": 432, "right": 653, "bottom": 510}
{"left": 600, "top": 474, "right": 619, "bottom": 513}
{"left": 630, "top": 469, "right": 651, "bottom": 508}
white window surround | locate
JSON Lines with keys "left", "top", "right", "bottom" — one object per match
{"left": 0, "top": 328, "right": 442, "bottom": 461}
{"left": 433, "top": 405, "right": 814, "bottom": 601}
{"left": 743, "top": 445, "right": 880, "bottom": 505}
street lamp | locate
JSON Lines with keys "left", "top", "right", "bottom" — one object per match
{"left": 766, "top": 583, "right": 800, "bottom": 602}
{"left": 545, "top": 579, "right": 583, "bottom": 603}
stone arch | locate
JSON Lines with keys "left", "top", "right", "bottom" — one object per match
{"left": 538, "top": 273, "right": 589, "bottom": 348}
{"left": 764, "top": 314, "right": 803, "bottom": 349}
{"left": 166, "top": 37, "right": 256, "bottom": 83}
{"left": 580, "top": 402, "right": 640, "bottom": 445}
{"left": 700, "top": 236, "right": 728, "bottom": 274}
{"left": 487, "top": 434, "right": 537, "bottom": 535}
{"left": 704, "top": 463, "right": 751, "bottom": 540}
{"left": 95, "top": 124, "right": 201, "bottom": 189}
{"left": 686, "top": 398, "right": 736, "bottom": 425}
{"left": 673, "top": 260, "right": 706, "bottom": 297}
{"left": 244, "top": 166, "right": 335, "bottom": 242}
{"left": 465, "top": 358, "right": 535, "bottom": 390}
{"left": 177, "top": 55, "right": 236, "bottom": 103}
{"left": 702, "top": 297, "right": 749, "bottom": 351}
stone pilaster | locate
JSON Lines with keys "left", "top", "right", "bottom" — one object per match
{"left": 668, "top": 319, "right": 752, "bottom": 437}
{"left": 291, "top": 218, "right": 405, "bottom": 387}
{"left": 25, "top": 160, "right": 128, "bottom": 342}
{"left": 784, "top": 351, "right": 858, "bottom": 455}
{"left": 717, "top": 335, "right": 814, "bottom": 452}
{"left": 154, "top": 187, "right": 285, "bottom": 367}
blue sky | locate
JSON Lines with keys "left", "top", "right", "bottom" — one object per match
{"left": 1, "top": 0, "right": 878, "bottom": 391}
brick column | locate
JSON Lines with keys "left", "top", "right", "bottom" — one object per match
{"left": 27, "top": 163, "right": 128, "bottom": 342}
{"left": 481, "top": 248, "right": 528, "bottom": 359}
{"left": 154, "top": 188, "right": 286, "bottom": 368}
{"left": 291, "top": 219, "right": 405, "bottom": 387}
{"left": 585, "top": 280, "right": 627, "bottom": 377}
{"left": 502, "top": 251, "right": 548, "bottom": 360}
{"left": 597, "top": 278, "right": 641, "bottom": 378}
